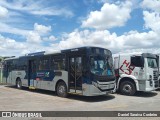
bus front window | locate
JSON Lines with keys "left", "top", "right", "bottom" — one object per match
{"left": 147, "top": 58, "right": 158, "bottom": 68}
{"left": 90, "top": 56, "right": 114, "bottom": 76}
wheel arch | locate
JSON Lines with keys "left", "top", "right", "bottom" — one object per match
{"left": 117, "top": 77, "right": 139, "bottom": 91}
{"left": 55, "top": 79, "right": 68, "bottom": 97}
{"left": 55, "top": 79, "right": 67, "bottom": 91}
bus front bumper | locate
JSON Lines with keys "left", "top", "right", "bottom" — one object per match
{"left": 82, "top": 82, "right": 116, "bottom": 96}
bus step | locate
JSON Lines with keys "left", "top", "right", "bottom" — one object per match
{"left": 29, "top": 86, "right": 36, "bottom": 89}
{"left": 69, "top": 89, "right": 82, "bottom": 95}
{"left": 68, "top": 92, "right": 83, "bottom": 95}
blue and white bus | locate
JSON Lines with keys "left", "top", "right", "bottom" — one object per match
{"left": 3, "top": 47, "right": 116, "bottom": 97}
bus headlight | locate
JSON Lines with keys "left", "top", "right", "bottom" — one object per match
{"left": 92, "top": 81, "right": 98, "bottom": 87}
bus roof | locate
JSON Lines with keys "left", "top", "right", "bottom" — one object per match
{"left": 4, "top": 57, "right": 19, "bottom": 61}
{"left": 4, "top": 46, "right": 111, "bottom": 61}
{"left": 61, "top": 46, "right": 110, "bottom": 53}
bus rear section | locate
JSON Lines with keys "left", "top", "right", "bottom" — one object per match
{"left": 114, "top": 53, "right": 159, "bottom": 96}
{"left": 3, "top": 47, "right": 116, "bottom": 97}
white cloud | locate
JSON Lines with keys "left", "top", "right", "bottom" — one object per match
{"left": 34, "top": 23, "right": 51, "bottom": 35}
{"left": 0, "top": 35, "right": 26, "bottom": 50}
{"left": 97, "top": 0, "right": 109, "bottom": 3}
{"left": 26, "top": 23, "right": 53, "bottom": 43}
{"left": 120, "top": 31, "right": 159, "bottom": 49}
{"left": 82, "top": 1, "right": 132, "bottom": 29}
{"left": 1, "top": 0, "right": 160, "bottom": 56}
{"left": 49, "top": 35, "right": 57, "bottom": 41}
{"left": 0, "top": 0, "right": 74, "bottom": 17}
{"left": 1, "top": 27, "right": 160, "bottom": 56}
{"left": 31, "top": 7, "right": 74, "bottom": 18}
{"left": 142, "top": 0, "right": 160, "bottom": 33}
{"left": 143, "top": 11, "right": 160, "bottom": 32}
{"left": 0, "top": 34, "right": 58, "bottom": 56}
{"left": 117, "top": 48, "right": 160, "bottom": 55}
{"left": 142, "top": 0, "right": 160, "bottom": 12}
{"left": 0, "top": 22, "right": 52, "bottom": 44}
{"left": 26, "top": 31, "right": 41, "bottom": 43}
{"left": 0, "top": 23, "right": 29, "bottom": 36}
{"left": 42, "top": 35, "right": 57, "bottom": 42}
{"left": 58, "top": 29, "right": 122, "bottom": 52}
{"left": 0, "top": 34, "right": 27, "bottom": 56}
{"left": 0, "top": 22, "right": 54, "bottom": 47}
{"left": 0, "top": 6, "right": 8, "bottom": 18}
{"left": 57, "top": 29, "right": 160, "bottom": 53}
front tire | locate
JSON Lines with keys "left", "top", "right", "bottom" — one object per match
{"left": 120, "top": 81, "right": 136, "bottom": 96}
{"left": 16, "top": 78, "right": 22, "bottom": 89}
{"left": 56, "top": 82, "right": 68, "bottom": 97}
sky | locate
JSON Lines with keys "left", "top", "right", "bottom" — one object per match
{"left": 0, "top": 0, "right": 160, "bottom": 56}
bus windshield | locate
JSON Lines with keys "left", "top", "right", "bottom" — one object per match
{"left": 147, "top": 58, "right": 158, "bottom": 68}
{"left": 90, "top": 55, "right": 114, "bottom": 76}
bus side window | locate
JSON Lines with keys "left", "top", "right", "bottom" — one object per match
{"left": 43, "top": 58, "right": 49, "bottom": 70}
{"left": 10, "top": 61, "right": 14, "bottom": 71}
{"left": 76, "top": 57, "right": 82, "bottom": 72}
{"left": 38, "top": 57, "right": 50, "bottom": 70}
{"left": 51, "top": 55, "right": 65, "bottom": 70}
{"left": 54, "top": 60, "right": 65, "bottom": 70}
{"left": 50, "top": 57, "right": 54, "bottom": 70}
{"left": 18, "top": 59, "right": 27, "bottom": 70}
{"left": 38, "top": 60, "right": 43, "bottom": 70}
{"left": 54, "top": 61, "right": 59, "bottom": 70}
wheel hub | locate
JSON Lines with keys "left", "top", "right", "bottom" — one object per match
{"left": 123, "top": 84, "right": 132, "bottom": 93}
{"left": 17, "top": 81, "right": 21, "bottom": 88}
{"left": 59, "top": 86, "right": 65, "bottom": 94}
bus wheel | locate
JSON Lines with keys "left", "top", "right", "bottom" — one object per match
{"left": 56, "top": 82, "right": 68, "bottom": 98}
{"left": 120, "top": 81, "right": 136, "bottom": 96}
{"left": 16, "top": 78, "right": 22, "bottom": 89}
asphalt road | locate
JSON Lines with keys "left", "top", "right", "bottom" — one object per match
{"left": 0, "top": 85, "right": 160, "bottom": 120}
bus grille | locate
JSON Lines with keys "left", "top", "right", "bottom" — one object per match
{"left": 153, "top": 71, "right": 158, "bottom": 81}
{"left": 154, "top": 81, "right": 159, "bottom": 88}
{"left": 153, "top": 71, "right": 159, "bottom": 88}
{"left": 94, "top": 75, "right": 115, "bottom": 82}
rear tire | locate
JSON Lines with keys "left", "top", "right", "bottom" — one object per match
{"left": 56, "top": 82, "right": 68, "bottom": 98}
{"left": 16, "top": 78, "right": 22, "bottom": 89}
{"left": 120, "top": 81, "right": 136, "bottom": 96}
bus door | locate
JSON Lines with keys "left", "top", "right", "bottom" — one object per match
{"left": 28, "top": 60, "right": 36, "bottom": 89}
{"left": 69, "top": 56, "right": 83, "bottom": 94}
